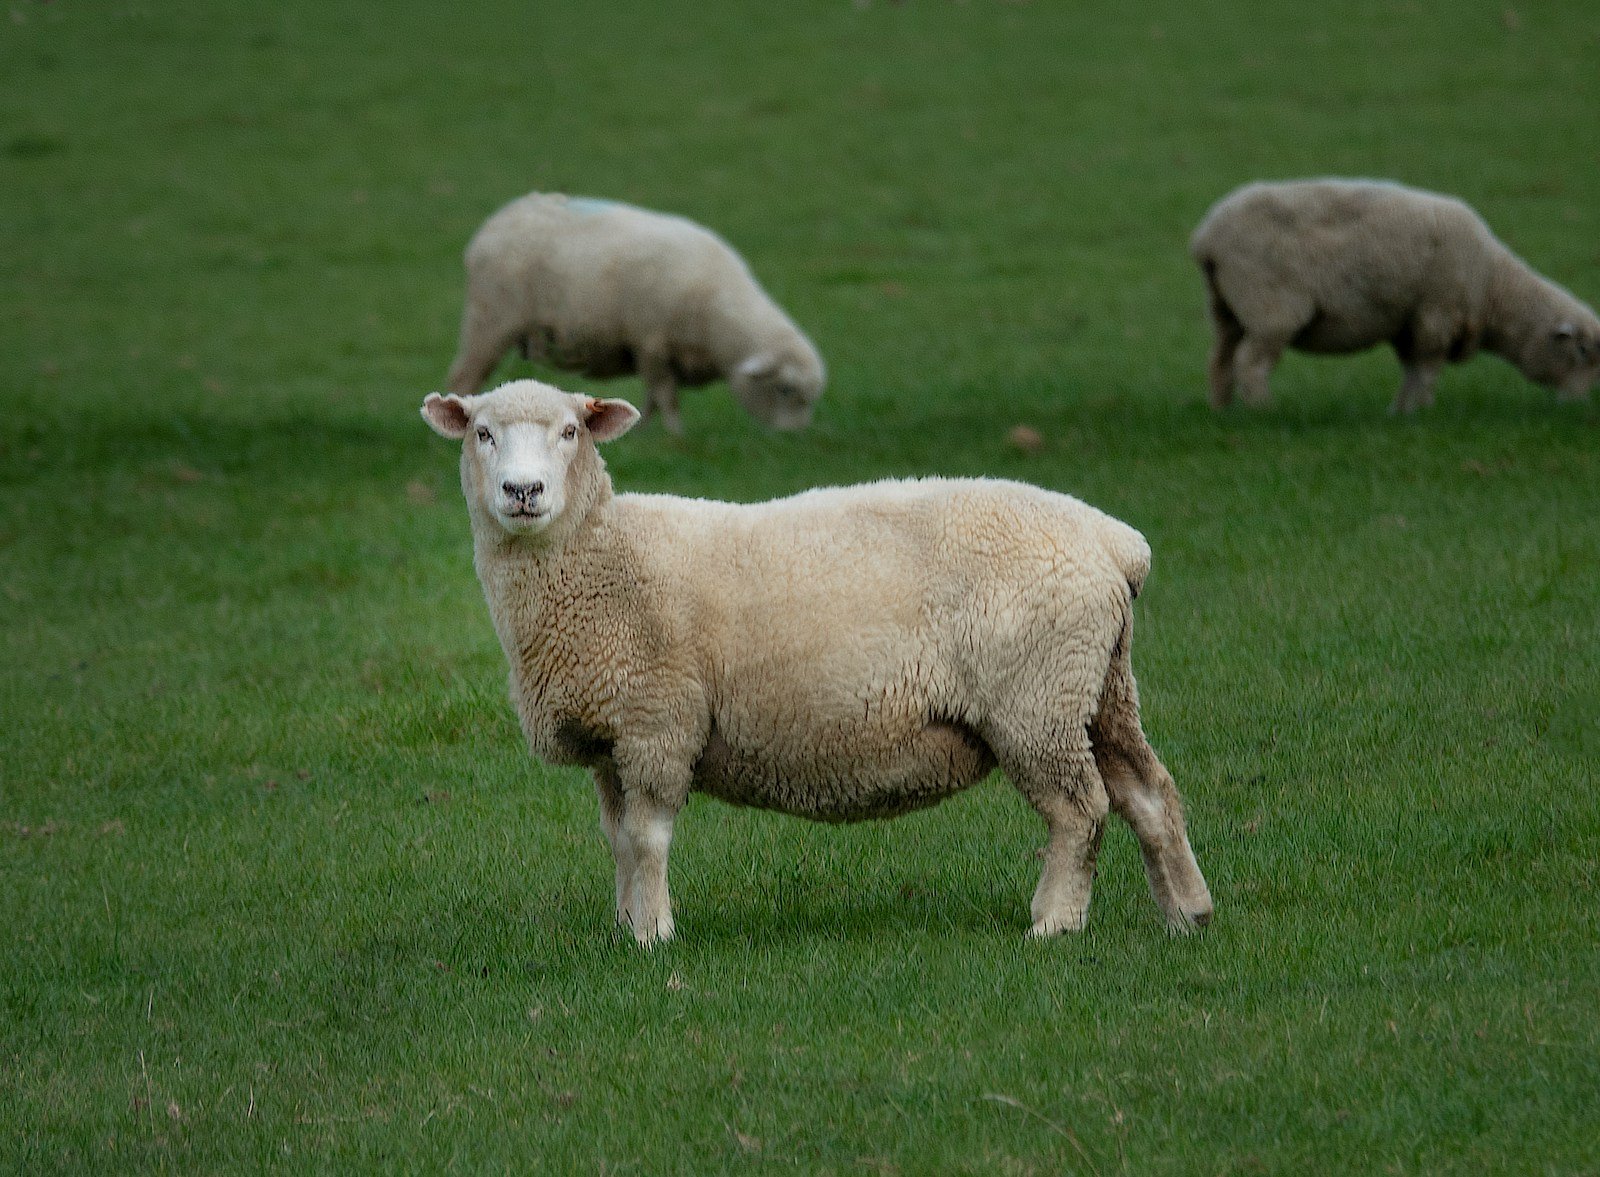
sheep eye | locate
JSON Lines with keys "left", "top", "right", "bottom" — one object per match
{"left": 561, "top": 424, "right": 578, "bottom": 441}
{"left": 476, "top": 426, "right": 492, "bottom": 444}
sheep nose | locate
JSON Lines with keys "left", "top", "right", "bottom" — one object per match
{"left": 502, "top": 479, "right": 545, "bottom": 502}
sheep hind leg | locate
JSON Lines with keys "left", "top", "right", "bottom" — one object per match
{"left": 446, "top": 299, "right": 520, "bottom": 396}
{"left": 1002, "top": 740, "right": 1110, "bottom": 937}
{"left": 619, "top": 791, "right": 678, "bottom": 946}
{"left": 593, "top": 766, "right": 635, "bottom": 927}
{"left": 1233, "top": 334, "right": 1286, "bottom": 407}
{"left": 638, "top": 342, "right": 684, "bottom": 436}
{"left": 1091, "top": 663, "right": 1212, "bottom": 933}
{"left": 1206, "top": 310, "right": 1245, "bottom": 409}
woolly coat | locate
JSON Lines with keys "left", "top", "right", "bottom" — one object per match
{"left": 473, "top": 470, "right": 1150, "bottom": 821}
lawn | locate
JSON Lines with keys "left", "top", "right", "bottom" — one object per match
{"left": 3, "top": 1, "right": 1599, "bottom": 1172}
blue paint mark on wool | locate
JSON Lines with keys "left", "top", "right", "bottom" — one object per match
{"left": 565, "top": 196, "right": 616, "bottom": 215}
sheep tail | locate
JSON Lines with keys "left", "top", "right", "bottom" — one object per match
{"left": 1103, "top": 522, "right": 1152, "bottom": 601}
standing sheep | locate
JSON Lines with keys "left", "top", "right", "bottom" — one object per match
{"left": 446, "top": 193, "right": 827, "bottom": 435}
{"left": 1190, "top": 179, "right": 1600, "bottom": 412}
{"left": 421, "top": 378, "right": 1213, "bottom": 944}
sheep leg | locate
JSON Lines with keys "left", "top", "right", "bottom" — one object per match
{"left": 446, "top": 299, "right": 519, "bottom": 396}
{"left": 1233, "top": 335, "right": 1285, "bottom": 406}
{"left": 993, "top": 714, "right": 1110, "bottom": 935}
{"left": 1393, "top": 359, "right": 1442, "bottom": 414}
{"left": 638, "top": 343, "right": 684, "bottom": 436}
{"left": 593, "top": 765, "right": 635, "bottom": 926}
{"left": 1207, "top": 315, "right": 1245, "bottom": 409}
{"left": 1091, "top": 652, "right": 1212, "bottom": 933}
{"left": 619, "top": 791, "right": 678, "bottom": 946}
{"left": 1024, "top": 763, "right": 1110, "bottom": 936}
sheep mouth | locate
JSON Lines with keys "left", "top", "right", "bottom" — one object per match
{"left": 762, "top": 408, "right": 816, "bottom": 433}
{"left": 497, "top": 505, "right": 552, "bottom": 529}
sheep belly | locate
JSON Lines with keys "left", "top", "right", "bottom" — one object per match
{"left": 690, "top": 711, "right": 997, "bottom": 823}
{"left": 1290, "top": 305, "right": 1410, "bottom": 355}
{"left": 525, "top": 325, "right": 636, "bottom": 379}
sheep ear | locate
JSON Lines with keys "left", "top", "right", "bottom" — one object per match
{"left": 583, "top": 396, "right": 640, "bottom": 443}
{"left": 736, "top": 353, "right": 778, "bottom": 381}
{"left": 421, "top": 393, "right": 473, "bottom": 439}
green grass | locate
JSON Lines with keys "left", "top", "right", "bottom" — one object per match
{"left": 4, "top": 0, "right": 1600, "bottom": 1172}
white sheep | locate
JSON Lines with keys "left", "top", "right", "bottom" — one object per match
{"left": 445, "top": 193, "right": 826, "bottom": 435}
{"left": 1190, "top": 178, "right": 1600, "bottom": 412}
{"left": 421, "top": 378, "right": 1213, "bottom": 944}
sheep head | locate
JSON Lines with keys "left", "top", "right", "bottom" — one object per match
{"left": 1541, "top": 314, "right": 1600, "bottom": 401}
{"left": 731, "top": 346, "right": 825, "bottom": 432}
{"left": 422, "top": 379, "right": 639, "bottom": 540}
{"left": 1507, "top": 283, "right": 1600, "bottom": 400}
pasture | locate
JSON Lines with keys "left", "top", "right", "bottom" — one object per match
{"left": 3, "top": 1, "right": 1598, "bottom": 1171}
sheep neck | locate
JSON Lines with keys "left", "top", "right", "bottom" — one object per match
{"left": 706, "top": 284, "right": 793, "bottom": 367}
{"left": 1480, "top": 247, "right": 1565, "bottom": 366}
{"left": 469, "top": 456, "right": 625, "bottom": 671}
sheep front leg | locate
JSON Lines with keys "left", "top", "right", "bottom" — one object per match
{"left": 619, "top": 791, "right": 680, "bottom": 946}
{"left": 593, "top": 766, "right": 635, "bottom": 926}
{"left": 1392, "top": 359, "right": 1442, "bottom": 414}
{"left": 638, "top": 343, "right": 683, "bottom": 436}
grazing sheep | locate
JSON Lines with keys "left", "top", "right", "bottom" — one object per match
{"left": 445, "top": 193, "right": 826, "bottom": 434}
{"left": 1190, "top": 178, "right": 1600, "bottom": 412}
{"left": 421, "top": 378, "right": 1212, "bottom": 945}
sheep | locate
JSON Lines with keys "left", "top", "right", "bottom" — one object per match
{"left": 1190, "top": 178, "right": 1600, "bottom": 413}
{"left": 445, "top": 193, "right": 826, "bottom": 435}
{"left": 420, "top": 378, "right": 1213, "bottom": 945}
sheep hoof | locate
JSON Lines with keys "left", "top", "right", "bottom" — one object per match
{"left": 629, "top": 912, "right": 676, "bottom": 947}
{"left": 1165, "top": 905, "right": 1213, "bottom": 935}
{"left": 1027, "top": 910, "right": 1088, "bottom": 938}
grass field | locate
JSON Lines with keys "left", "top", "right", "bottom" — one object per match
{"left": 4, "top": 1, "right": 1600, "bottom": 1172}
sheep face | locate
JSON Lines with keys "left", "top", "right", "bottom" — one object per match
{"left": 421, "top": 380, "right": 639, "bottom": 537}
{"left": 731, "top": 350, "right": 825, "bottom": 431}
